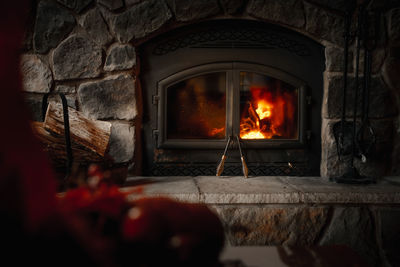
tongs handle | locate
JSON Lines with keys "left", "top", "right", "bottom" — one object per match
{"left": 240, "top": 156, "right": 249, "bottom": 178}
{"left": 216, "top": 155, "right": 227, "bottom": 176}
{"left": 216, "top": 136, "right": 232, "bottom": 176}
{"left": 236, "top": 136, "right": 248, "bottom": 178}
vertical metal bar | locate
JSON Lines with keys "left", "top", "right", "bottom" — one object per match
{"left": 351, "top": 6, "right": 364, "bottom": 167}
{"left": 339, "top": 12, "right": 351, "bottom": 161}
{"left": 59, "top": 93, "right": 73, "bottom": 177}
{"left": 232, "top": 63, "right": 241, "bottom": 137}
{"left": 226, "top": 69, "right": 234, "bottom": 137}
{"left": 341, "top": 13, "right": 350, "bottom": 130}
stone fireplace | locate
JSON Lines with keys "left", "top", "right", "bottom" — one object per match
{"left": 22, "top": 0, "right": 400, "bottom": 179}
{"left": 140, "top": 19, "right": 323, "bottom": 176}
{"left": 20, "top": 1, "right": 400, "bottom": 265}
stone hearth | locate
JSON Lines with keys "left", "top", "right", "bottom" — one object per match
{"left": 122, "top": 176, "right": 400, "bottom": 267}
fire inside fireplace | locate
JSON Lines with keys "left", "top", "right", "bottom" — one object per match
{"left": 165, "top": 71, "right": 299, "bottom": 141}
{"left": 140, "top": 20, "right": 324, "bottom": 176}
{"left": 239, "top": 72, "right": 298, "bottom": 140}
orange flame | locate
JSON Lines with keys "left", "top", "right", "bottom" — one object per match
{"left": 255, "top": 101, "right": 272, "bottom": 120}
{"left": 240, "top": 86, "right": 297, "bottom": 140}
{"left": 209, "top": 127, "right": 225, "bottom": 136}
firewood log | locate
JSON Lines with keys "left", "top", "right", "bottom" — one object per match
{"left": 31, "top": 121, "right": 105, "bottom": 167}
{"left": 44, "top": 102, "right": 111, "bottom": 157}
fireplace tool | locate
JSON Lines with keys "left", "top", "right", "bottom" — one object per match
{"left": 236, "top": 135, "right": 249, "bottom": 178}
{"left": 216, "top": 135, "right": 249, "bottom": 178}
{"left": 332, "top": 1, "right": 376, "bottom": 184}
{"left": 356, "top": 10, "right": 378, "bottom": 165}
{"left": 216, "top": 136, "right": 232, "bottom": 176}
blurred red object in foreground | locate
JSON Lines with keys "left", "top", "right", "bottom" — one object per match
{"left": 0, "top": 1, "right": 57, "bottom": 233}
{"left": 59, "top": 167, "right": 225, "bottom": 266}
{"left": 0, "top": 2, "right": 225, "bottom": 266}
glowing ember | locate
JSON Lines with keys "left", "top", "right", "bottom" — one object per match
{"left": 209, "top": 127, "right": 225, "bottom": 137}
{"left": 241, "top": 131, "right": 266, "bottom": 139}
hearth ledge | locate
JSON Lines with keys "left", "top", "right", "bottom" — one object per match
{"left": 121, "top": 176, "right": 400, "bottom": 205}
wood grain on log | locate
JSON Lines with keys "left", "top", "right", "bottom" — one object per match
{"left": 44, "top": 102, "right": 111, "bottom": 156}
{"left": 31, "top": 121, "right": 105, "bottom": 166}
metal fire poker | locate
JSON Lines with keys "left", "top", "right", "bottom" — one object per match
{"left": 236, "top": 135, "right": 249, "bottom": 178}
{"left": 216, "top": 136, "right": 232, "bottom": 176}
{"left": 332, "top": 0, "right": 375, "bottom": 184}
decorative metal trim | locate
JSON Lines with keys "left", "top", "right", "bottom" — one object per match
{"left": 153, "top": 27, "right": 312, "bottom": 57}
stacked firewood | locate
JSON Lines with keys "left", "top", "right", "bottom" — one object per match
{"left": 31, "top": 102, "right": 112, "bottom": 168}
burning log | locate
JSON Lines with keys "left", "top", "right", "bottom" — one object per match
{"left": 44, "top": 102, "right": 111, "bottom": 157}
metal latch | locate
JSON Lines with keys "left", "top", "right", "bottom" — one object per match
{"left": 152, "top": 129, "right": 159, "bottom": 139}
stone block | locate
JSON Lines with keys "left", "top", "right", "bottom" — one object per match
{"left": 123, "top": 176, "right": 199, "bottom": 203}
{"left": 247, "top": 0, "right": 305, "bottom": 29}
{"left": 391, "top": 120, "right": 400, "bottom": 175}
{"left": 110, "top": 0, "right": 172, "bottom": 43}
{"left": 319, "top": 207, "right": 381, "bottom": 267}
{"left": 125, "top": 0, "right": 143, "bottom": 6}
{"left": 304, "top": 2, "right": 344, "bottom": 44}
{"left": 24, "top": 93, "right": 76, "bottom": 121}
{"left": 48, "top": 94, "right": 77, "bottom": 109}
{"left": 97, "top": 0, "right": 124, "bottom": 11}
{"left": 57, "top": 0, "right": 93, "bottom": 13}
{"left": 77, "top": 74, "right": 137, "bottom": 120}
{"left": 104, "top": 43, "right": 136, "bottom": 71}
{"left": 55, "top": 85, "right": 76, "bottom": 94}
{"left": 325, "top": 46, "right": 353, "bottom": 72}
{"left": 33, "top": 1, "right": 75, "bottom": 54}
{"left": 194, "top": 176, "right": 300, "bottom": 204}
{"left": 378, "top": 208, "right": 400, "bottom": 267}
{"left": 304, "top": 0, "right": 356, "bottom": 12}
{"left": 219, "top": 0, "right": 245, "bottom": 14}
{"left": 322, "top": 73, "right": 397, "bottom": 119}
{"left": 355, "top": 48, "right": 387, "bottom": 75}
{"left": 369, "top": 0, "right": 400, "bottom": 10}
{"left": 320, "top": 118, "right": 344, "bottom": 178}
{"left": 166, "top": 0, "right": 220, "bottom": 22}
{"left": 80, "top": 8, "right": 113, "bottom": 46}
{"left": 52, "top": 34, "right": 102, "bottom": 80}
{"left": 108, "top": 121, "right": 135, "bottom": 163}
{"left": 20, "top": 54, "right": 53, "bottom": 93}
{"left": 382, "top": 46, "right": 400, "bottom": 97}
{"left": 213, "top": 205, "right": 328, "bottom": 246}
{"left": 280, "top": 176, "right": 400, "bottom": 203}
{"left": 388, "top": 8, "right": 400, "bottom": 43}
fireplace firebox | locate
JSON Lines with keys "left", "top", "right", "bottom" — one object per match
{"left": 140, "top": 20, "right": 324, "bottom": 176}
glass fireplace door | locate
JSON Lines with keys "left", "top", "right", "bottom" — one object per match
{"left": 166, "top": 72, "right": 227, "bottom": 139}
{"left": 156, "top": 63, "right": 306, "bottom": 149}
